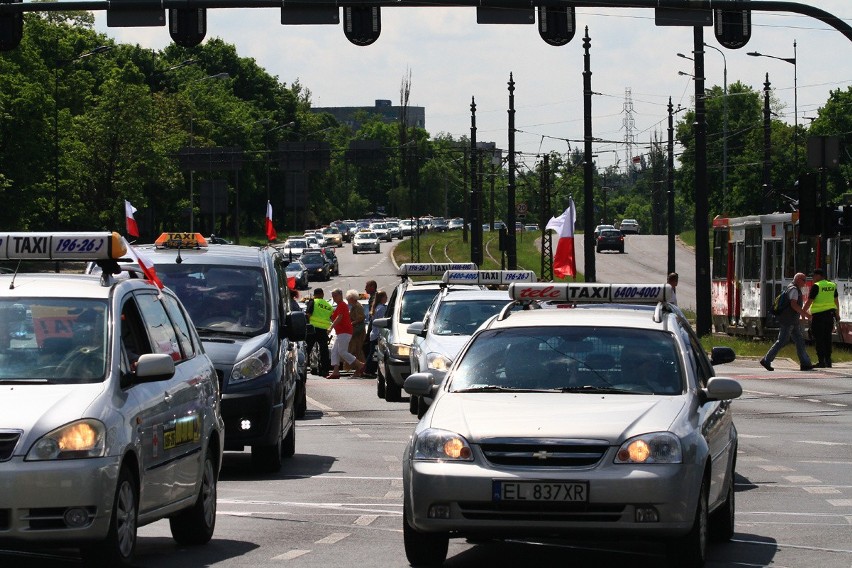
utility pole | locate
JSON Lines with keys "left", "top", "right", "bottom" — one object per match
{"left": 667, "top": 97, "right": 676, "bottom": 275}
{"left": 763, "top": 73, "right": 772, "bottom": 213}
{"left": 693, "top": 26, "right": 712, "bottom": 336}
{"left": 582, "top": 27, "right": 596, "bottom": 282}
{"left": 507, "top": 73, "right": 517, "bottom": 270}
{"left": 470, "top": 98, "right": 482, "bottom": 266}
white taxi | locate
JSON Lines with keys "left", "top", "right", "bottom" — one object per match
{"left": 402, "top": 283, "right": 741, "bottom": 567}
{"left": 0, "top": 232, "right": 224, "bottom": 566}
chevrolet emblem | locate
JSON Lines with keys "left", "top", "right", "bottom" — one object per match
{"left": 532, "top": 450, "right": 551, "bottom": 460}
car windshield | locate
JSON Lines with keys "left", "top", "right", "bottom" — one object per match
{"left": 450, "top": 327, "right": 683, "bottom": 395}
{"left": 432, "top": 299, "right": 509, "bottom": 336}
{"left": 301, "top": 253, "right": 323, "bottom": 264}
{"left": 0, "top": 299, "right": 108, "bottom": 383}
{"left": 400, "top": 288, "right": 442, "bottom": 325}
{"left": 358, "top": 233, "right": 377, "bottom": 240}
{"left": 287, "top": 239, "right": 307, "bottom": 249}
{"left": 601, "top": 230, "right": 621, "bottom": 238}
{"left": 158, "top": 265, "right": 269, "bottom": 336}
{"left": 286, "top": 262, "right": 303, "bottom": 271}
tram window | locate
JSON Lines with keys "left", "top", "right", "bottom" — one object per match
{"left": 837, "top": 238, "right": 852, "bottom": 279}
{"left": 712, "top": 230, "right": 728, "bottom": 279}
{"left": 744, "top": 227, "right": 761, "bottom": 279}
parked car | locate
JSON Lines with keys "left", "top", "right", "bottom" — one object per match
{"left": 1, "top": 231, "right": 225, "bottom": 566}
{"left": 447, "top": 218, "right": 465, "bottom": 231}
{"left": 597, "top": 228, "right": 625, "bottom": 253}
{"left": 286, "top": 260, "right": 310, "bottom": 290}
{"left": 402, "top": 282, "right": 741, "bottom": 568}
{"left": 322, "top": 247, "right": 339, "bottom": 276}
{"left": 300, "top": 250, "right": 331, "bottom": 281}
{"left": 524, "top": 223, "right": 540, "bottom": 232}
{"left": 352, "top": 231, "right": 381, "bottom": 254}
{"left": 431, "top": 218, "right": 449, "bottom": 232}
{"left": 619, "top": 218, "right": 641, "bottom": 234}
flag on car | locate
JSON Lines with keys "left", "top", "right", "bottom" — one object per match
{"left": 121, "top": 237, "right": 164, "bottom": 290}
{"left": 125, "top": 200, "right": 140, "bottom": 238}
{"left": 265, "top": 201, "right": 277, "bottom": 241}
{"left": 545, "top": 199, "right": 577, "bottom": 279}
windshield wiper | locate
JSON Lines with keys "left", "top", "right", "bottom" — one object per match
{"left": 0, "top": 378, "right": 52, "bottom": 384}
{"left": 453, "top": 385, "right": 553, "bottom": 393}
{"left": 560, "top": 385, "right": 641, "bottom": 394}
{"left": 196, "top": 328, "right": 254, "bottom": 337}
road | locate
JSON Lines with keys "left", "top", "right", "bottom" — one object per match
{"left": 2, "top": 237, "right": 849, "bottom": 568}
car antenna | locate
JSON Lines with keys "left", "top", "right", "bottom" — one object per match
{"left": 176, "top": 243, "right": 183, "bottom": 264}
{"left": 8, "top": 259, "right": 22, "bottom": 289}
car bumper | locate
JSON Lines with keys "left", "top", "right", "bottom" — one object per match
{"left": 221, "top": 385, "right": 285, "bottom": 450}
{"left": 0, "top": 456, "right": 121, "bottom": 542}
{"left": 382, "top": 355, "right": 411, "bottom": 386}
{"left": 406, "top": 455, "right": 700, "bottom": 538}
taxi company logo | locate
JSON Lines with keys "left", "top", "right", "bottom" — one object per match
{"left": 479, "top": 271, "right": 500, "bottom": 280}
{"left": 504, "top": 272, "right": 533, "bottom": 282}
{"left": 568, "top": 286, "right": 611, "bottom": 299}
{"left": 12, "top": 236, "right": 48, "bottom": 254}
{"left": 447, "top": 271, "right": 478, "bottom": 281}
{"left": 517, "top": 286, "right": 561, "bottom": 299}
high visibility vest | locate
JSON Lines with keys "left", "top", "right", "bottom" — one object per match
{"left": 811, "top": 279, "right": 837, "bottom": 314}
{"left": 309, "top": 298, "right": 333, "bottom": 329}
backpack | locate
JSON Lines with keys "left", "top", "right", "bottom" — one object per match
{"left": 771, "top": 288, "right": 791, "bottom": 316}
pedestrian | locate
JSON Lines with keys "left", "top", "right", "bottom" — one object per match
{"left": 803, "top": 267, "right": 840, "bottom": 368}
{"left": 365, "top": 289, "right": 388, "bottom": 376}
{"left": 363, "top": 279, "right": 377, "bottom": 361}
{"left": 346, "top": 289, "right": 367, "bottom": 371}
{"left": 667, "top": 272, "right": 679, "bottom": 306}
{"left": 760, "top": 272, "right": 814, "bottom": 372}
{"left": 305, "top": 288, "right": 332, "bottom": 377}
{"left": 326, "top": 288, "right": 365, "bottom": 379}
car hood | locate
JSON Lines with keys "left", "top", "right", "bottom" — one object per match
{"left": 0, "top": 382, "right": 106, "bottom": 450}
{"left": 422, "top": 334, "right": 470, "bottom": 361}
{"left": 201, "top": 333, "right": 272, "bottom": 369}
{"left": 428, "top": 393, "right": 685, "bottom": 443}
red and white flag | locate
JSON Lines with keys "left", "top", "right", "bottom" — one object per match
{"left": 265, "top": 201, "right": 277, "bottom": 241}
{"left": 125, "top": 200, "right": 140, "bottom": 238}
{"left": 121, "top": 237, "right": 164, "bottom": 289}
{"left": 545, "top": 199, "right": 577, "bottom": 279}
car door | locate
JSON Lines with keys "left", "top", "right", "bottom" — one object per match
{"left": 132, "top": 291, "right": 205, "bottom": 509}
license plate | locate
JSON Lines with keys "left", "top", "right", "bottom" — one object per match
{"left": 493, "top": 480, "right": 589, "bottom": 502}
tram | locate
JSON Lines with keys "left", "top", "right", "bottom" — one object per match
{"left": 711, "top": 211, "right": 852, "bottom": 344}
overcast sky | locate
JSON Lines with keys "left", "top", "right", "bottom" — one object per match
{"left": 93, "top": 2, "right": 850, "bottom": 174}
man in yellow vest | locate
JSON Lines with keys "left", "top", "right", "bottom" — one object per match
{"left": 306, "top": 288, "right": 333, "bottom": 376}
{"left": 804, "top": 267, "right": 840, "bottom": 368}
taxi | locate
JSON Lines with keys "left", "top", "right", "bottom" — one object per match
{"left": 402, "top": 283, "right": 741, "bottom": 567}
{"left": 0, "top": 232, "right": 224, "bottom": 566}
{"left": 105, "top": 232, "right": 307, "bottom": 473}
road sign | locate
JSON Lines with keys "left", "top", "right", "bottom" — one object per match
{"left": 516, "top": 202, "right": 528, "bottom": 215}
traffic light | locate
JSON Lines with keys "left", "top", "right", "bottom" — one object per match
{"left": 169, "top": 9, "right": 207, "bottom": 48}
{"left": 0, "top": 0, "right": 23, "bottom": 52}
{"left": 713, "top": 3, "right": 752, "bottom": 49}
{"left": 797, "top": 172, "right": 818, "bottom": 236}
{"left": 343, "top": 6, "right": 381, "bottom": 46}
{"left": 842, "top": 206, "right": 852, "bottom": 235}
{"left": 537, "top": 6, "right": 576, "bottom": 47}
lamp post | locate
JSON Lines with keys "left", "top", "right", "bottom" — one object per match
{"left": 188, "top": 72, "right": 229, "bottom": 232}
{"left": 748, "top": 41, "right": 798, "bottom": 174}
{"left": 53, "top": 45, "right": 111, "bottom": 227}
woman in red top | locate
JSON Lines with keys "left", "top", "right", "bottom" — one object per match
{"left": 326, "top": 288, "right": 365, "bottom": 379}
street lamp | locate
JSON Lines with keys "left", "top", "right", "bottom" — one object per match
{"left": 53, "top": 45, "right": 111, "bottom": 227}
{"left": 703, "top": 43, "right": 728, "bottom": 211}
{"left": 748, "top": 41, "right": 798, "bottom": 173}
{"left": 188, "top": 72, "right": 229, "bottom": 232}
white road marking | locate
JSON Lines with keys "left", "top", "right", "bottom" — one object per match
{"left": 827, "top": 499, "right": 852, "bottom": 506}
{"left": 784, "top": 476, "right": 821, "bottom": 483}
{"left": 353, "top": 515, "right": 378, "bottom": 526}
{"left": 798, "top": 440, "right": 850, "bottom": 446}
{"left": 757, "top": 465, "right": 796, "bottom": 472}
{"left": 384, "top": 490, "right": 404, "bottom": 499}
{"left": 315, "top": 533, "right": 350, "bottom": 544}
{"left": 801, "top": 486, "right": 842, "bottom": 494}
{"left": 306, "top": 396, "right": 333, "bottom": 411}
{"left": 273, "top": 550, "right": 311, "bottom": 560}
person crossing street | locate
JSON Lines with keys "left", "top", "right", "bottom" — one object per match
{"left": 804, "top": 267, "right": 840, "bottom": 368}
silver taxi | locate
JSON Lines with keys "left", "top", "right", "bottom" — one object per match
{"left": 0, "top": 232, "right": 224, "bottom": 566}
{"left": 403, "top": 283, "right": 741, "bottom": 567}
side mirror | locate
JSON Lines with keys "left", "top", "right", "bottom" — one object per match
{"left": 407, "top": 321, "right": 427, "bottom": 337}
{"left": 710, "top": 346, "right": 736, "bottom": 366}
{"left": 372, "top": 317, "right": 390, "bottom": 329}
{"left": 133, "top": 353, "right": 176, "bottom": 383}
{"left": 700, "top": 377, "right": 742, "bottom": 402}
{"left": 404, "top": 372, "right": 439, "bottom": 398}
{"left": 286, "top": 310, "right": 308, "bottom": 342}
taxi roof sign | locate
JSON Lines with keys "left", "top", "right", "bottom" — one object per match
{"left": 154, "top": 232, "right": 209, "bottom": 249}
{"left": 508, "top": 283, "right": 674, "bottom": 303}
{"left": 0, "top": 232, "right": 126, "bottom": 261}
{"left": 443, "top": 270, "right": 537, "bottom": 285}
{"left": 398, "top": 262, "right": 476, "bottom": 277}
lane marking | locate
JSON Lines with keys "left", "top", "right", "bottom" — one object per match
{"left": 306, "top": 395, "right": 333, "bottom": 412}
{"left": 273, "top": 550, "right": 311, "bottom": 560}
{"left": 756, "top": 465, "right": 795, "bottom": 472}
{"left": 827, "top": 499, "right": 852, "bottom": 506}
{"left": 316, "top": 533, "right": 350, "bottom": 544}
{"left": 354, "top": 515, "right": 378, "bottom": 526}
{"left": 784, "top": 476, "right": 821, "bottom": 483}
{"left": 801, "top": 487, "right": 842, "bottom": 494}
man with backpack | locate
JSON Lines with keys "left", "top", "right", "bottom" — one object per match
{"left": 761, "top": 272, "right": 814, "bottom": 371}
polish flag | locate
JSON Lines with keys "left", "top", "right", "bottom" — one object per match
{"left": 545, "top": 199, "right": 577, "bottom": 279}
{"left": 265, "top": 201, "right": 277, "bottom": 241}
{"left": 121, "top": 237, "right": 164, "bottom": 289}
{"left": 125, "top": 200, "right": 140, "bottom": 238}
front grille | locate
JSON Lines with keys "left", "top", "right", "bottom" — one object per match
{"left": 480, "top": 439, "right": 609, "bottom": 468}
{"left": 0, "top": 430, "right": 22, "bottom": 461}
{"left": 459, "top": 501, "right": 625, "bottom": 522}
{"left": 0, "top": 509, "right": 9, "bottom": 530}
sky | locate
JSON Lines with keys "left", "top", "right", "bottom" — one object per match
{"left": 89, "top": 1, "right": 851, "bottom": 174}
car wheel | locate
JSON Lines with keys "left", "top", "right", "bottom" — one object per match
{"left": 80, "top": 464, "right": 138, "bottom": 567}
{"left": 376, "top": 246, "right": 381, "bottom": 254}
{"left": 596, "top": 247, "right": 601, "bottom": 253}
{"left": 377, "top": 365, "right": 386, "bottom": 399}
{"left": 282, "top": 417, "right": 296, "bottom": 458}
{"left": 309, "top": 343, "right": 320, "bottom": 375}
{"left": 403, "top": 500, "right": 449, "bottom": 566}
{"left": 353, "top": 248, "right": 358, "bottom": 254}
{"left": 251, "top": 413, "right": 284, "bottom": 473}
{"left": 169, "top": 444, "right": 218, "bottom": 545}
{"left": 619, "top": 247, "right": 624, "bottom": 254}
{"left": 295, "top": 380, "right": 307, "bottom": 419}
{"left": 710, "top": 460, "right": 736, "bottom": 542}
{"left": 667, "top": 477, "right": 709, "bottom": 568}
{"left": 385, "top": 376, "right": 402, "bottom": 402}
{"left": 409, "top": 394, "right": 419, "bottom": 415}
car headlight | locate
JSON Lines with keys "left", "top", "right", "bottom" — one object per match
{"left": 426, "top": 352, "right": 452, "bottom": 372}
{"left": 413, "top": 428, "right": 473, "bottom": 461}
{"left": 615, "top": 432, "right": 682, "bottom": 464}
{"left": 26, "top": 419, "right": 106, "bottom": 461}
{"left": 390, "top": 343, "right": 411, "bottom": 359}
{"left": 231, "top": 347, "right": 273, "bottom": 383}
